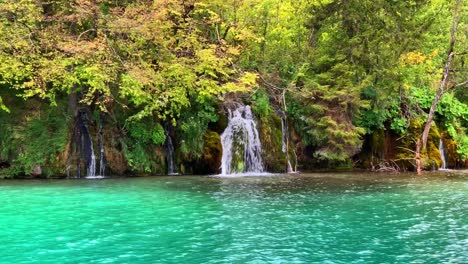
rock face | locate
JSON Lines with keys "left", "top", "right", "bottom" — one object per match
{"left": 31, "top": 165, "right": 42, "bottom": 177}
{"left": 196, "top": 131, "right": 222, "bottom": 174}
{"left": 258, "top": 113, "right": 286, "bottom": 173}
{"left": 0, "top": 93, "right": 465, "bottom": 178}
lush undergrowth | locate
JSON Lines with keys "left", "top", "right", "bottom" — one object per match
{"left": 0, "top": 0, "right": 466, "bottom": 177}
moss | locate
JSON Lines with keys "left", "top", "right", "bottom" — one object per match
{"left": 427, "top": 124, "right": 442, "bottom": 170}
{"left": 441, "top": 134, "right": 458, "bottom": 168}
{"left": 426, "top": 141, "right": 442, "bottom": 169}
{"left": 258, "top": 114, "right": 286, "bottom": 173}
{"left": 390, "top": 119, "right": 445, "bottom": 172}
{"left": 188, "top": 130, "right": 222, "bottom": 174}
{"left": 201, "top": 131, "right": 222, "bottom": 174}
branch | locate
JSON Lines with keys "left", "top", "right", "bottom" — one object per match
{"left": 397, "top": 146, "right": 417, "bottom": 154}
{"left": 222, "top": 24, "right": 231, "bottom": 40}
{"left": 455, "top": 50, "right": 468, "bottom": 56}
{"left": 393, "top": 157, "right": 416, "bottom": 161}
{"left": 455, "top": 79, "right": 468, "bottom": 87}
{"left": 256, "top": 72, "right": 284, "bottom": 91}
{"left": 77, "top": 29, "right": 96, "bottom": 42}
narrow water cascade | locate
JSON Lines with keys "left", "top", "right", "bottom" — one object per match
{"left": 220, "top": 105, "right": 264, "bottom": 175}
{"left": 280, "top": 112, "right": 295, "bottom": 173}
{"left": 79, "top": 113, "right": 96, "bottom": 178}
{"left": 87, "top": 147, "right": 96, "bottom": 177}
{"left": 97, "top": 117, "right": 106, "bottom": 176}
{"left": 164, "top": 126, "right": 177, "bottom": 175}
{"left": 439, "top": 139, "right": 447, "bottom": 170}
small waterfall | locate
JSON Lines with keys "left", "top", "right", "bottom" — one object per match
{"left": 220, "top": 105, "right": 264, "bottom": 175}
{"left": 439, "top": 139, "right": 447, "bottom": 170}
{"left": 164, "top": 126, "right": 177, "bottom": 175}
{"left": 97, "top": 117, "right": 106, "bottom": 176}
{"left": 280, "top": 111, "right": 295, "bottom": 173}
{"left": 87, "top": 147, "right": 96, "bottom": 177}
{"left": 79, "top": 114, "right": 96, "bottom": 178}
{"left": 68, "top": 111, "right": 104, "bottom": 179}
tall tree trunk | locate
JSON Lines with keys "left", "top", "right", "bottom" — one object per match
{"left": 415, "top": 0, "right": 462, "bottom": 175}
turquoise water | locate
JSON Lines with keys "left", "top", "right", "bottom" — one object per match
{"left": 0, "top": 172, "right": 467, "bottom": 264}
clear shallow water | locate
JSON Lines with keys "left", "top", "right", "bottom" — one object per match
{"left": 0, "top": 172, "right": 467, "bottom": 264}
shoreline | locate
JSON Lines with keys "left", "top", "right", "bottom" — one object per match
{"left": 1, "top": 169, "right": 467, "bottom": 181}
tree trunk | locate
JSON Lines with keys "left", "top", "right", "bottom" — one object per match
{"left": 420, "top": 52, "right": 454, "bottom": 148}
{"left": 415, "top": 0, "right": 462, "bottom": 175}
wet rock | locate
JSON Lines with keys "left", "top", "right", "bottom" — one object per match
{"left": 193, "top": 131, "right": 222, "bottom": 174}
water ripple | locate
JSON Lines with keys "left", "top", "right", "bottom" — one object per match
{"left": 0, "top": 172, "right": 466, "bottom": 263}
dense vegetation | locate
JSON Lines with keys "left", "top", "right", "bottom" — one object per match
{"left": 0, "top": 0, "right": 466, "bottom": 178}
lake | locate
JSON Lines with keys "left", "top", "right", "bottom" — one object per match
{"left": 0, "top": 172, "right": 467, "bottom": 263}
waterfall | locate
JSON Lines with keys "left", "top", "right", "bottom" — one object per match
{"left": 220, "top": 105, "right": 264, "bottom": 175}
{"left": 97, "top": 117, "right": 106, "bottom": 176}
{"left": 87, "top": 147, "right": 96, "bottom": 177}
{"left": 68, "top": 111, "right": 105, "bottom": 179}
{"left": 164, "top": 126, "right": 177, "bottom": 175}
{"left": 439, "top": 139, "right": 447, "bottom": 170}
{"left": 280, "top": 111, "right": 295, "bottom": 173}
{"left": 80, "top": 115, "right": 96, "bottom": 178}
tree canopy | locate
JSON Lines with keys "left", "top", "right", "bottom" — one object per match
{"left": 0, "top": 0, "right": 466, "bottom": 176}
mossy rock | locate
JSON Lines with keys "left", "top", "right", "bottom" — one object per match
{"left": 394, "top": 120, "right": 443, "bottom": 171}
{"left": 426, "top": 141, "right": 442, "bottom": 169}
{"left": 103, "top": 126, "right": 128, "bottom": 175}
{"left": 191, "top": 131, "right": 222, "bottom": 174}
{"left": 443, "top": 137, "right": 458, "bottom": 168}
{"left": 258, "top": 114, "right": 286, "bottom": 173}
{"left": 203, "top": 131, "right": 222, "bottom": 173}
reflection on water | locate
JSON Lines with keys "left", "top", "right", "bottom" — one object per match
{"left": 0, "top": 172, "right": 466, "bottom": 263}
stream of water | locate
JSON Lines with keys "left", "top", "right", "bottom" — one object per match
{"left": 164, "top": 126, "right": 177, "bottom": 175}
{"left": 439, "top": 139, "right": 447, "bottom": 170}
{"left": 220, "top": 105, "right": 264, "bottom": 175}
{"left": 0, "top": 172, "right": 466, "bottom": 263}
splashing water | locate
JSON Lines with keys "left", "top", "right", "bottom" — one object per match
{"left": 220, "top": 105, "right": 264, "bottom": 175}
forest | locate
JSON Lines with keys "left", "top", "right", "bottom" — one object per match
{"left": 0, "top": 0, "right": 467, "bottom": 178}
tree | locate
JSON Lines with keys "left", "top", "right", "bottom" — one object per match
{"left": 416, "top": 0, "right": 464, "bottom": 174}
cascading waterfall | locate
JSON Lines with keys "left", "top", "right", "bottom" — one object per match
{"left": 220, "top": 105, "right": 264, "bottom": 175}
{"left": 164, "top": 126, "right": 177, "bottom": 175}
{"left": 280, "top": 111, "right": 294, "bottom": 173}
{"left": 439, "top": 139, "right": 447, "bottom": 170}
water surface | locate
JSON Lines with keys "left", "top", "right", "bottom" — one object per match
{"left": 0, "top": 172, "right": 467, "bottom": 263}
